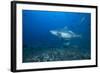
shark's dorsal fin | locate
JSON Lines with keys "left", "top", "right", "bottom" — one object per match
{"left": 60, "top": 26, "right": 68, "bottom": 32}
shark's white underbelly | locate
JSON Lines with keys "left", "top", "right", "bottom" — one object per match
{"left": 60, "top": 32, "right": 72, "bottom": 39}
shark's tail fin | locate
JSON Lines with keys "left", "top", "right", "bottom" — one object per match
{"left": 75, "top": 35, "right": 82, "bottom": 38}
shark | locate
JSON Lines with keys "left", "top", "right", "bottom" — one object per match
{"left": 50, "top": 26, "right": 81, "bottom": 40}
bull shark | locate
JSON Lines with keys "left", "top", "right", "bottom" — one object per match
{"left": 50, "top": 26, "right": 81, "bottom": 40}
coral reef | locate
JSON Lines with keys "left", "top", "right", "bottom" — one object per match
{"left": 23, "top": 46, "right": 90, "bottom": 63}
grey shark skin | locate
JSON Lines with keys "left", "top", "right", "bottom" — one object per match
{"left": 50, "top": 26, "right": 81, "bottom": 40}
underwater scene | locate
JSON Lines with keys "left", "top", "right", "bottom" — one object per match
{"left": 22, "top": 10, "right": 91, "bottom": 63}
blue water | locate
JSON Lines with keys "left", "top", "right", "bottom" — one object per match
{"left": 22, "top": 10, "right": 91, "bottom": 63}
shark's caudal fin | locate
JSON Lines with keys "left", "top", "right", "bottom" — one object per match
{"left": 74, "top": 35, "right": 82, "bottom": 38}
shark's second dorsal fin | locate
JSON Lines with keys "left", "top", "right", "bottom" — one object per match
{"left": 68, "top": 31, "right": 75, "bottom": 35}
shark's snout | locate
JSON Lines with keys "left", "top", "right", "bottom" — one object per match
{"left": 50, "top": 31, "right": 58, "bottom": 36}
